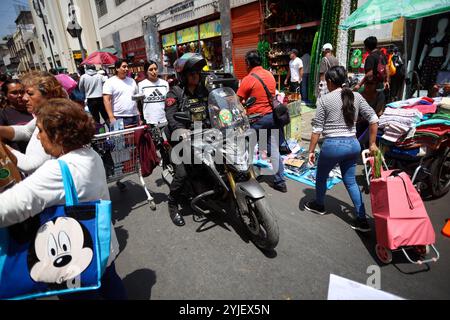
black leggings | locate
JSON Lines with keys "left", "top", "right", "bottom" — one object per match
{"left": 87, "top": 97, "right": 109, "bottom": 124}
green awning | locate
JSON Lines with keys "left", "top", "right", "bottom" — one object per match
{"left": 340, "top": 0, "right": 450, "bottom": 30}
{"left": 99, "top": 47, "right": 118, "bottom": 55}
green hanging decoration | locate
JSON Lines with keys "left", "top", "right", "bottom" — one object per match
{"left": 257, "top": 40, "right": 270, "bottom": 70}
{"left": 310, "top": 0, "right": 344, "bottom": 103}
{"left": 308, "top": 31, "right": 320, "bottom": 104}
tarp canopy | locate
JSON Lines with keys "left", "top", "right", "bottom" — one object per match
{"left": 99, "top": 47, "right": 117, "bottom": 55}
{"left": 340, "top": 0, "right": 450, "bottom": 30}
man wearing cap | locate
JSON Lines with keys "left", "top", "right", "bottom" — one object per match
{"left": 317, "top": 43, "right": 340, "bottom": 98}
{"left": 284, "top": 49, "right": 303, "bottom": 95}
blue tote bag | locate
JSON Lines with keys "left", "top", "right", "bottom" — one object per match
{"left": 0, "top": 160, "right": 112, "bottom": 300}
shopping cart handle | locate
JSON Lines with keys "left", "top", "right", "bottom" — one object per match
{"left": 400, "top": 244, "right": 440, "bottom": 265}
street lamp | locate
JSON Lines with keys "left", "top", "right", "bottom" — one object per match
{"left": 66, "top": 1, "right": 86, "bottom": 61}
{"left": 32, "top": 0, "right": 57, "bottom": 69}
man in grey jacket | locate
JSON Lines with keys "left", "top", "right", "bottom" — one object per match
{"left": 79, "top": 64, "right": 109, "bottom": 124}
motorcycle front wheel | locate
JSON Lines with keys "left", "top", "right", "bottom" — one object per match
{"left": 238, "top": 197, "right": 279, "bottom": 250}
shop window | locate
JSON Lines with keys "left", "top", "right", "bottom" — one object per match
{"left": 177, "top": 42, "right": 199, "bottom": 58}
{"left": 261, "top": 0, "right": 322, "bottom": 92}
{"left": 200, "top": 38, "right": 223, "bottom": 71}
{"left": 95, "top": 0, "right": 108, "bottom": 17}
{"left": 30, "top": 42, "right": 36, "bottom": 55}
{"left": 163, "top": 46, "right": 177, "bottom": 68}
{"left": 48, "top": 29, "right": 55, "bottom": 44}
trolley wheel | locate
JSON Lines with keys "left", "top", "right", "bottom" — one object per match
{"left": 148, "top": 200, "right": 156, "bottom": 211}
{"left": 375, "top": 244, "right": 393, "bottom": 264}
{"left": 414, "top": 245, "right": 430, "bottom": 256}
{"left": 116, "top": 181, "right": 127, "bottom": 192}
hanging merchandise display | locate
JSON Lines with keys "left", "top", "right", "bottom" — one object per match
{"left": 201, "top": 38, "right": 223, "bottom": 70}
{"left": 309, "top": 0, "right": 343, "bottom": 103}
{"left": 161, "top": 17, "right": 224, "bottom": 72}
{"left": 349, "top": 48, "right": 362, "bottom": 69}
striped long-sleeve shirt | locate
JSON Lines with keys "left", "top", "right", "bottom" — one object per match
{"left": 311, "top": 89, "right": 378, "bottom": 137}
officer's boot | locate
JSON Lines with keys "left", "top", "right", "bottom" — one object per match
{"left": 168, "top": 194, "right": 185, "bottom": 227}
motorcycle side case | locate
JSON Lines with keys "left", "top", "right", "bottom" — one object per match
{"left": 235, "top": 179, "right": 266, "bottom": 213}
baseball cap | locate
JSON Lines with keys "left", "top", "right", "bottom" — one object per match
{"left": 322, "top": 43, "right": 333, "bottom": 51}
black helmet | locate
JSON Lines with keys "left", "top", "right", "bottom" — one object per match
{"left": 174, "top": 53, "right": 206, "bottom": 85}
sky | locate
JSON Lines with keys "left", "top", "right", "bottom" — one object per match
{"left": 0, "top": 0, "right": 30, "bottom": 41}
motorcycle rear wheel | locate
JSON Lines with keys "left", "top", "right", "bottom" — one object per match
{"left": 239, "top": 197, "right": 279, "bottom": 250}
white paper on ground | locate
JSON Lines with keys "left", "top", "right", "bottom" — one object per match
{"left": 327, "top": 274, "right": 404, "bottom": 300}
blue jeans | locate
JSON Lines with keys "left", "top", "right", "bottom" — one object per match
{"left": 301, "top": 73, "right": 309, "bottom": 103}
{"left": 58, "top": 262, "right": 127, "bottom": 300}
{"left": 251, "top": 113, "right": 285, "bottom": 185}
{"left": 315, "top": 136, "right": 366, "bottom": 218}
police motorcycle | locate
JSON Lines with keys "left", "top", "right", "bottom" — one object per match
{"left": 164, "top": 77, "right": 280, "bottom": 250}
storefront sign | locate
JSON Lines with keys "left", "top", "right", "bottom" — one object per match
{"left": 199, "top": 20, "right": 221, "bottom": 39}
{"left": 162, "top": 32, "right": 176, "bottom": 47}
{"left": 170, "top": 1, "right": 194, "bottom": 15}
{"left": 176, "top": 26, "right": 198, "bottom": 44}
{"left": 73, "top": 51, "right": 82, "bottom": 59}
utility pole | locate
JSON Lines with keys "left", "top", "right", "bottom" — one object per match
{"left": 219, "top": 0, "right": 233, "bottom": 73}
{"left": 32, "top": 0, "right": 57, "bottom": 69}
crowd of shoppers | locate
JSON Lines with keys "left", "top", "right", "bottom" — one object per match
{"left": 0, "top": 38, "right": 396, "bottom": 299}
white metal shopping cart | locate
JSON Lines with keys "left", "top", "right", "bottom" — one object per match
{"left": 91, "top": 125, "right": 156, "bottom": 211}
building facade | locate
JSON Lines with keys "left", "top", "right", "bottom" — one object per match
{"left": 13, "top": 11, "right": 44, "bottom": 74}
{"left": 28, "top": 0, "right": 102, "bottom": 73}
{"left": 93, "top": 0, "right": 258, "bottom": 74}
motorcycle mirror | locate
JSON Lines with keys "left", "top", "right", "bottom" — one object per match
{"left": 245, "top": 96, "right": 256, "bottom": 108}
{"left": 174, "top": 111, "right": 191, "bottom": 123}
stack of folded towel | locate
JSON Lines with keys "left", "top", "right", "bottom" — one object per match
{"left": 379, "top": 108, "right": 423, "bottom": 142}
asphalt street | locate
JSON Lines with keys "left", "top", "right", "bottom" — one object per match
{"left": 110, "top": 164, "right": 450, "bottom": 300}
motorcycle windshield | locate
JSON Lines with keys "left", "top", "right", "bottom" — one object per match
{"left": 208, "top": 87, "right": 249, "bottom": 133}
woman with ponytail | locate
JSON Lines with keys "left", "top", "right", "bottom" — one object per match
{"left": 304, "top": 66, "right": 379, "bottom": 232}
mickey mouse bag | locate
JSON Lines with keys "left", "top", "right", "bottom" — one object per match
{"left": 0, "top": 160, "right": 112, "bottom": 300}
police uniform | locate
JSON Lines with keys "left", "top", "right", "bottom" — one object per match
{"left": 164, "top": 83, "right": 209, "bottom": 206}
{"left": 165, "top": 84, "right": 209, "bottom": 134}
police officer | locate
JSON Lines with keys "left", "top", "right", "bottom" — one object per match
{"left": 165, "top": 53, "right": 209, "bottom": 226}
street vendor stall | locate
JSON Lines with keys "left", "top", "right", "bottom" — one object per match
{"left": 375, "top": 96, "right": 450, "bottom": 198}
{"left": 340, "top": 0, "right": 450, "bottom": 99}
{"left": 340, "top": 0, "right": 450, "bottom": 198}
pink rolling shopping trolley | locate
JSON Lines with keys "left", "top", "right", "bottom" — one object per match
{"left": 91, "top": 125, "right": 157, "bottom": 211}
{"left": 361, "top": 149, "right": 440, "bottom": 264}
